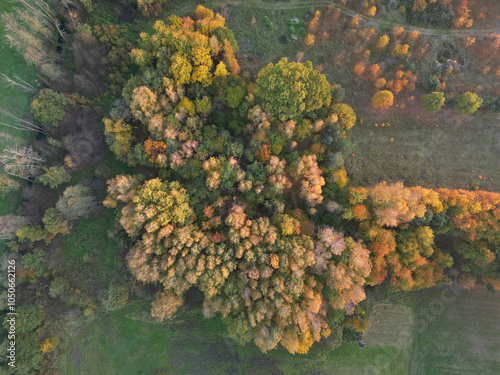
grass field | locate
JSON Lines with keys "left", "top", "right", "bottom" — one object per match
{"left": 413, "top": 286, "right": 500, "bottom": 375}
{"left": 362, "top": 303, "right": 414, "bottom": 375}
{"left": 58, "top": 210, "right": 125, "bottom": 296}
{"left": 60, "top": 298, "right": 412, "bottom": 375}
{"left": 347, "top": 107, "right": 500, "bottom": 191}
{"left": 0, "top": 0, "right": 37, "bottom": 216}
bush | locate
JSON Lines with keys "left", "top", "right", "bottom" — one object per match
{"left": 421, "top": 92, "right": 445, "bottom": 113}
{"left": 428, "top": 76, "right": 441, "bottom": 91}
{"left": 102, "top": 284, "right": 129, "bottom": 312}
{"left": 480, "top": 96, "right": 500, "bottom": 112}
{"left": 331, "top": 85, "right": 345, "bottom": 104}
{"left": 455, "top": 92, "right": 483, "bottom": 115}
{"left": 371, "top": 90, "right": 394, "bottom": 110}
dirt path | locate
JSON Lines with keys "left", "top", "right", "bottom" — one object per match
{"left": 176, "top": 0, "right": 499, "bottom": 37}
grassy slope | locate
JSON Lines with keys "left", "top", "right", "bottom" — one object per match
{"left": 0, "top": 0, "right": 37, "bottom": 216}
{"left": 413, "top": 286, "right": 500, "bottom": 375}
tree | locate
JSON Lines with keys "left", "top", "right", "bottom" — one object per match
{"left": 30, "top": 89, "right": 72, "bottom": 127}
{"left": 331, "top": 103, "right": 356, "bottom": 130}
{"left": 308, "top": 10, "right": 321, "bottom": 33}
{"left": 421, "top": 92, "right": 445, "bottom": 113}
{"left": 151, "top": 290, "right": 184, "bottom": 320}
{"left": 0, "top": 146, "right": 44, "bottom": 179}
{"left": 376, "top": 35, "right": 389, "bottom": 49}
{"left": 374, "top": 78, "right": 386, "bottom": 89}
{"left": 412, "top": 0, "right": 427, "bottom": 12}
{"left": 305, "top": 34, "right": 315, "bottom": 46}
{"left": 0, "top": 215, "right": 30, "bottom": 240}
{"left": 255, "top": 58, "right": 332, "bottom": 121}
{"left": 105, "top": 177, "right": 194, "bottom": 237}
{"left": 38, "top": 166, "right": 71, "bottom": 189}
{"left": 455, "top": 92, "right": 483, "bottom": 114}
{"left": 371, "top": 90, "right": 394, "bottom": 110}
{"left": 22, "top": 249, "right": 48, "bottom": 277}
{"left": 104, "top": 118, "right": 133, "bottom": 156}
{"left": 353, "top": 62, "right": 366, "bottom": 76}
{"left": 3, "top": 305, "right": 44, "bottom": 334}
{"left": 1, "top": 1, "right": 60, "bottom": 67}
{"left": 368, "top": 64, "right": 380, "bottom": 78}
{"left": 49, "top": 277, "right": 70, "bottom": 298}
{"left": 42, "top": 208, "right": 72, "bottom": 235}
{"left": 137, "top": 0, "right": 167, "bottom": 17}
{"left": 0, "top": 174, "right": 20, "bottom": 197}
{"left": 56, "top": 185, "right": 99, "bottom": 219}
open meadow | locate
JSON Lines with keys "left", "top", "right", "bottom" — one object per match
{"left": 61, "top": 298, "right": 412, "bottom": 375}
{"left": 413, "top": 286, "right": 500, "bottom": 374}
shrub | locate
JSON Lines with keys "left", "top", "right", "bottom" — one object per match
{"left": 371, "top": 90, "right": 394, "bottom": 110}
{"left": 428, "top": 76, "right": 441, "bottom": 91}
{"left": 455, "top": 92, "right": 483, "bottom": 115}
{"left": 421, "top": 92, "right": 445, "bottom": 113}
{"left": 0, "top": 175, "right": 20, "bottom": 197}
{"left": 102, "top": 284, "right": 129, "bottom": 312}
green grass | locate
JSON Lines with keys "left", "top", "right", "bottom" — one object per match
{"left": 59, "top": 297, "right": 412, "bottom": 375}
{"left": 413, "top": 286, "right": 500, "bottom": 374}
{"left": 0, "top": 0, "right": 38, "bottom": 216}
{"left": 361, "top": 303, "right": 413, "bottom": 374}
{"left": 58, "top": 210, "right": 124, "bottom": 296}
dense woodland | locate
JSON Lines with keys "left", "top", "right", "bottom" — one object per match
{"left": 0, "top": 0, "right": 499, "bottom": 374}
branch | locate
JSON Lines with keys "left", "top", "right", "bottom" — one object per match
{"left": 1, "top": 74, "right": 38, "bottom": 93}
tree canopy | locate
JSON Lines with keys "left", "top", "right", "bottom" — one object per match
{"left": 255, "top": 58, "right": 332, "bottom": 121}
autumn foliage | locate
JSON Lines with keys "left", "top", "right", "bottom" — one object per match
{"left": 99, "top": 6, "right": 500, "bottom": 356}
{"left": 371, "top": 90, "right": 394, "bottom": 109}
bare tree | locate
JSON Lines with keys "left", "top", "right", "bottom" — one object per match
{"left": 1, "top": 0, "right": 63, "bottom": 67}
{"left": 0, "top": 146, "right": 44, "bottom": 180}
{"left": 0, "top": 108, "right": 44, "bottom": 133}
{"left": 1, "top": 74, "right": 38, "bottom": 93}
